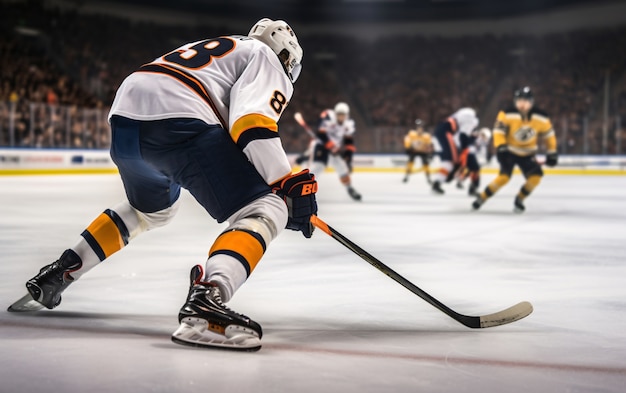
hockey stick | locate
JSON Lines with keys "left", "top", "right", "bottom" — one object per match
{"left": 294, "top": 112, "right": 318, "bottom": 140}
{"left": 310, "top": 215, "right": 533, "bottom": 328}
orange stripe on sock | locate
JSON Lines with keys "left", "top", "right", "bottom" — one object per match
{"left": 209, "top": 231, "right": 265, "bottom": 273}
{"left": 85, "top": 213, "right": 124, "bottom": 258}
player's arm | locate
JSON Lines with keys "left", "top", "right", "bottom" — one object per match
{"left": 426, "top": 134, "right": 434, "bottom": 155}
{"left": 404, "top": 134, "right": 412, "bottom": 151}
{"left": 341, "top": 133, "right": 356, "bottom": 171}
{"left": 492, "top": 111, "right": 508, "bottom": 149}
{"left": 540, "top": 116, "right": 558, "bottom": 167}
{"left": 229, "top": 48, "right": 317, "bottom": 237}
{"left": 493, "top": 111, "right": 510, "bottom": 162}
{"left": 316, "top": 120, "right": 339, "bottom": 154}
{"left": 228, "top": 47, "right": 294, "bottom": 185}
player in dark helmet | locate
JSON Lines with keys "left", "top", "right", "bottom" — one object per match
{"left": 403, "top": 119, "right": 433, "bottom": 184}
{"left": 472, "top": 86, "right": 558, "bottom": 213}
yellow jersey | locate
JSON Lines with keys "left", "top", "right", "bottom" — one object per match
{"left": 404, "top": 130, "right": 432, "bottom": 153}
{"left": 493, "top": 107, "right": 557, "bottom": 157}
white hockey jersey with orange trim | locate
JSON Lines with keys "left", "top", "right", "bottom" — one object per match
{"left": 109, "top": 35, "right": 293, "bottom": 185}
{"left": 318, "top": 109, "right": 356, "bottom": 147}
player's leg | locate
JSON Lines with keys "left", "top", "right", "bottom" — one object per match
{"left": 456, "top": 167, "right": 467, "bottom": 189}
{"left": 23, "top": 116, "right": 181, "bottom": 310}
{"left": 421, "top": 153, "right": 432, "bottom": 184}
{"left": 294, "top": 140, "right": 315, "bottom": 167}
{"left": 472, "top": 153, "right": 514, "bottom": 210}
{"left": 467, "top": 153, "right": 480, "bottom": 196}
{"left": 404, "top": 152, "right": 416, "bottom": 182}
{"left": 153, "top": 121, "right": 284, "bottom": 350}
{"left": 432, "top": 132, "right": 457, "bottom": 194}
{"left": 330, "top": 154, "right": 361, "bottom": 201}
{"left": 307, "top": 142, "right": 328, "bottom": 177}
{"left": 513, "top": 156, "right": 544, "bottom": 213}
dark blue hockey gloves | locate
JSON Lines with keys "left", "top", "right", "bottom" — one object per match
{"left": 273, "top": 169, "right": 318, "bottom": 238}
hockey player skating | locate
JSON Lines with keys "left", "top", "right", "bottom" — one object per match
{"left": 402, "top": 119, "right": 433, "bottom": 184}
{"left": 472, "top": 87, "right": 557, "bottom": 212}
{"left": 309, "top": 102, "right": 362, "bottom": 201}
{"left": 9, "top": 19, "right": 317, "bottom": 351}
{"left": 455, "top": 127, "right": 491, "bottom": 196}
{"left": 431, "top": 108, "right": 479, "bottom": 194}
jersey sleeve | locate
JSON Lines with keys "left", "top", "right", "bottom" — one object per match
{"left": 345, "top": 120, "right": 356, "bottom": 137}
{"left": 316, "top": 119, "right": 334, "bottom": 150}
{"left": 229, "top": 47, "right": 294, "bottom": 185}
{"left": 493, "top": 111, "right": 508, "bottom": 148}
{"left": 404, "top": 133, "right": 412, "bottom": 149}
{"left": 537, "top": 115, "right": 557, "bottom": 154}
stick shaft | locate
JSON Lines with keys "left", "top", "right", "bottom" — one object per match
{"left": 310, "top": 215, "right": 479, "bottom": 327}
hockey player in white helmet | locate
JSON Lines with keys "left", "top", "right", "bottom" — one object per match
{"left": 308, "top": 102, "right": 362, "bottom": 201}
{"left": 431, "top": 107, "right": 479, "bottom": 194}
{"left": 11, "top": 18, "right": 316, "bottom": 352}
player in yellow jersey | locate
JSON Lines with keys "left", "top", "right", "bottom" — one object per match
{"left": 472, "top": 87, "right": 558, "bottom": 212}
{"left": 403, "top": 119, "right": 433, "bottom": 184}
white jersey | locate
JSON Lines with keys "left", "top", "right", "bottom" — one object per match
{"left": 109, "top": 35, "right": 293, "bottom": 185}
{"left": 318, "top": 109, "right": 355, "bottom": 147}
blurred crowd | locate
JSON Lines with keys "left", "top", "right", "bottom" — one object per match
{"left": 1, "top": 1, "right": 625, "bottom": 154}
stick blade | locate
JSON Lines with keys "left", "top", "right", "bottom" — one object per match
{"left": 479, "top": 301, "right": 533, "bottom": 328}
{"left": 7, "top": 293, "right": 45, "bottom": 312}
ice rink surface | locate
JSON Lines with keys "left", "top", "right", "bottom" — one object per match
{"left": 1, "top": 170, "right": 625, "bottom": 393}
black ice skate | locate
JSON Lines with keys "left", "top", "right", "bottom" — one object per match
{"left": 514, "top": 196, "right": 526, "bottom": 213}
{"left": 402, "top": 175, "right": 409, "bottom": 183}
{"left": 468, "top": 184, "right": 478, "bottom": 197}
{"left": 9, "top": 249, "right": 82, "bottom": 312}
{"left": 472, "top": 196, "right": 484, "bottom": 210}
{"left": 347, "top": 186, "right": 362, "bottom": 201}
{"left": 171, "top": 265, "right": 262, "bottom": 351}
{"left": 432, "top": 181, "right": 445, "bottom": 195}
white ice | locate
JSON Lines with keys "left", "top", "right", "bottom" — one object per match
{"left": 1, "top": 171, "right": 625, "bottom": 393}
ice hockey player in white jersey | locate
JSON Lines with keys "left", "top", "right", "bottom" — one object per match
{"left": 10, "top": 19, "right": 317, "bottom": 352}
{"left": 455, "top": 127, "right": 491, "bottom": 196}
{"left": 431, "top": 107, "right": 479, "bottom": 194}
{"left": 309, "top": 102, "right": 362, "bottom": 201}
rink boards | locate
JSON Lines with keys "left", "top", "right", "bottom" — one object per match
{"left": 0, "top": 148, "right": 625, "bottom": 175}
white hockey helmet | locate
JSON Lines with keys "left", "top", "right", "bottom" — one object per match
{"left": 248, "top": 18, "right": 303, "bottom": 83}
{"left": 334, "top": 102, "right": 350, "bottom": 115}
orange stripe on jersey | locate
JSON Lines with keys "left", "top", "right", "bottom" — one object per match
{"left": 230, "top": 114, "right": 278, "bottom": 144}
{"left": 136, "top": 63, "right": 226, "bottom": 128}
{"left": 209, "top": 230, "right": 266, "bottom": 275}
{"left": 446, "top": 132, "right": 458, "bottom": 163}
{"left": 447, "top": 117, "right": 458, "bottom": 132}
{"left": 85, "top": 213, "right": 124, "bottom": 259}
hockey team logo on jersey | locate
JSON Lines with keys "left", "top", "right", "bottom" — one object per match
{"left": 513, "top": 126, "right": 536, "bottom": 143}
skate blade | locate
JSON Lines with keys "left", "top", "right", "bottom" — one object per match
{"left": 171, "top": 317, "right": 261, "bottom": 352}
{"left": 7, "top": 293, "right": 45, "bottom": 312}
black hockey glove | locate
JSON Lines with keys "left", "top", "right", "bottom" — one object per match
{"left": 496, "top": 144, "right": 510, "bottom": 164}
{"left": 545, "top": 152, "right": 558, "bottom": 167}
{"left": 272, "top": 169, "right": 318, "bottom": 238}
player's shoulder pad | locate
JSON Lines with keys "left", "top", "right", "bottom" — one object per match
{"left": 501, "top": 106, "right": 519, "bottom": 115}
{"left": 530, "top": 107, "right": 550, "bottom": 122}
{"left": 499, "top": 106, "right": 522, "bottom": 120}
{"left": 320, "top": 109, "right": 333, "bottom": 121}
